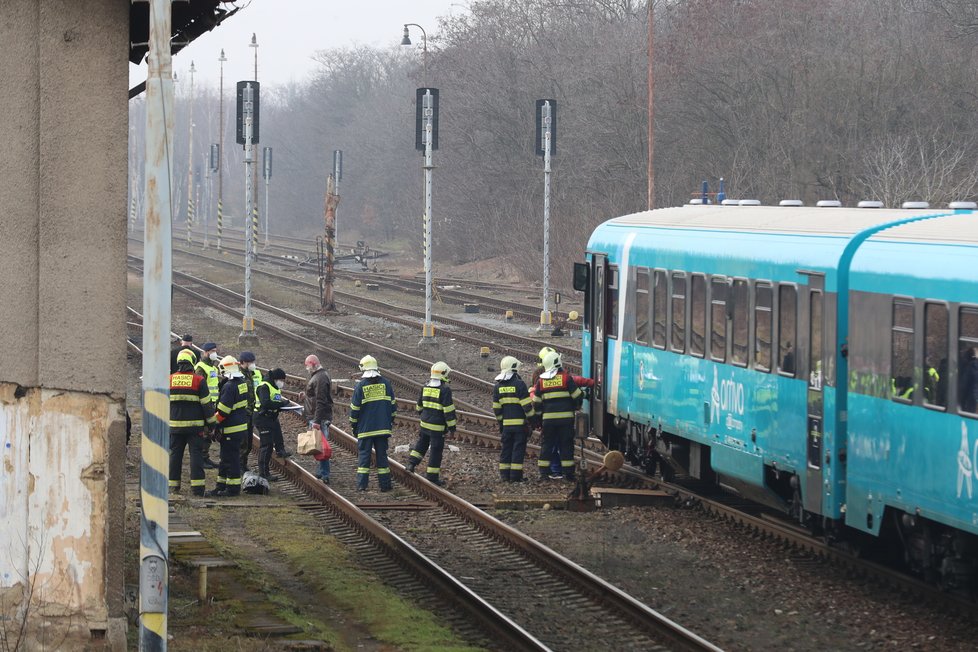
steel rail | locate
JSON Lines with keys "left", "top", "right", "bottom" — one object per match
{"left": 162, "top": 241, "right": 580, "bottom": 362}
{"left": 264, "top": 437, "right": 551, "bottom": 652}
{"left": 311, "top": 423, "right": 722, "bottom": 652}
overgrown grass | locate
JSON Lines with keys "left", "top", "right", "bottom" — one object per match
{"left": 191, "top": 505, "right": 485, "bottom": 652}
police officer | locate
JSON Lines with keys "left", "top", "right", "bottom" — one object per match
{"left": 350, "top": 355, "right": 396, "bottom": 492}
{"left": 407, "top": 361, "right": 457, "bottom": 486}
{"left": 195, "top": 342, "right": 222, "bottom": 469}
{"left": 492, "top": 356, "right": 534, "bottom": 482}
{"left": 238, "top": 351, "right": 262, "bottom": 471}
{"left": 532, "top": 351, "right": 583, "bottom": 481}
{"left": 255, "top": 368, "right": 290, "bottom": 481}
{"left": 168, "top": 349, "right": 215, "bottom": 496}
{"left": 210, "top": 356, "right": 250, "bottom": 497}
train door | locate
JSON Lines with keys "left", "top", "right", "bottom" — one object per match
{"left": 803, "top": 281, "right": 825, "bottom": 516}
{"left": 590, "top": 254, "right": 608, "bottom": 443}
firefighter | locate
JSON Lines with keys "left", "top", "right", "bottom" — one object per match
{"left": 531, "top": 346, "right": 595, "bottom": 478}
{"left": 168, "top": 349, "right": 215, "bottom": 496}
{"left": 407, "top": 361, "right": 457, "bottom": 486}
{"left": 349, "top": 355, "right": 396, "bottom": 492}
{"left": 492, "top": 356, "right": 534, "bottom": 482}
{"left": 195, "top": 342, "right": 222, "bottom": 469}
{"left": 532, "top": 351, "right": 583, "bottom": 481}
{"left": 209, "top": 355, "right": 250, "bottom": 497}
{"left": 238, "top": 351, "right": 262, "bottom": 471}
{"left": 254, "top": 368, "right": 290, "bottom": 481}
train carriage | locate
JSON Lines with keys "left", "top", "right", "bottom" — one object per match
{"left": 577, "top": 203, "right": 978, "bottom": 586}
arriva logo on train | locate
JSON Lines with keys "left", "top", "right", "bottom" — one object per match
{"left": 711, "top": 367, "right": 745, "bottom": 431}
{"left": 956, "top": 421, "right": 977, "bottom": 500}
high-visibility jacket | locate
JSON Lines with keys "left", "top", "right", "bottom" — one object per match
{"left": 243, "top": 367, "right": 262, "bottom": 411}
{"left": 415, "top": 380, "right": 457, "bottom": 433}
{"left": 195, "top": 359, "right": 221, "bottom": 403}
{"left": 215, "top": 376, "right": 250, "bottom": 434}
{"left": 532, "top": 370, "right": 583, "bottom": 425}
{"left": 255, "top": 380, "right": 287, "bottom": 417}
{"left": 350, "top": 376, "right": 396, "bottom": 438}
{"left": 492, "top": 374, "right": 533, "bottom": 427}
{"left": 169, "top": 370, "right": 216, "bottom": 434}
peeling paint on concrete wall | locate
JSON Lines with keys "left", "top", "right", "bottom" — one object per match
{"left": 0, "top": 385, "right": 123, "bottom": 646}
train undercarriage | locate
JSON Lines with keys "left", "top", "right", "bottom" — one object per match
{"left": 598, "top": 411, "right": 978, "bottom": 594}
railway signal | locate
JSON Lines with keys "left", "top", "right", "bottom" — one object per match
{"left": 239, "top": 81, "right": 259, "bottom": 345}
{"left": 416, "top": 88, "right": 439, "bottom": 342}
{"left": 536, "top": 99, "right": 556, "bottom": 331}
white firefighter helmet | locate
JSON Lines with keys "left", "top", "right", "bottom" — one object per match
{"left": 499, "top": 356, "right": 521, "bottom": 373}
{"left": 430, "top": 361, "right": 451, "bottom": 382}
{"left": 537, "top": 346, "right": 556, "bottom": 366}
{"left": 541, "top": 350, "right": 561, "bottom": 373}
{"left": 219, "top": 355, "right": 241, "bottom": 377}
{"left": 359, "top": 355, "right": 378, "bottom": 372}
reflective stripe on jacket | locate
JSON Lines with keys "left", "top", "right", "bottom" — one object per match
{"left": 169, "top": 370, "right": 216, "bottom": 433}
{"left": 415, "top": 381, "right": 456, "bottom": 433}
{"left": 350, "top": 376, "right": 396, "bottom": 438}
{"left": 215, "top": 378, "right": 250, "bottom": 434}
{"left": 194, "top": 359, "right": 220, "bottom": 402}
{"left": 492, "top": 374, "right": 533, "bottom": 427}
{"left": 255, "top": 380, "right": 286, "bottom": 416}
{"left": 532, "top": 371, "right": 582, "bottom": 424}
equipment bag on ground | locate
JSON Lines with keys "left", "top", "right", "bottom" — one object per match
{"left": 297, "top": 429, "right": 322, "bottom": 456}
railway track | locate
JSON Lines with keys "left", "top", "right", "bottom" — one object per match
{"left": 156, "top": 241, "right": 580, "bottom": 367}
{"left": 128, "top": 258, "right": 496, "bottom": 417}
{"left": 260, "top": 418, "right": 720, "bottom": 652}
{"left": 129, "top": 235, "right": 580, "bottom": 329}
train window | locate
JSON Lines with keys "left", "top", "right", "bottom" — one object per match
{"left": 754, "top": 283, "right": 772, "bottom": 372}
{"left": 607, "top": 266, "right": 619, "bottom": 340}
{"left": 710, "top": 278, "right": 727, "bottom": 361}
{"left": 891, "top": 299, "right": 914, "bottom": 403}
{"left": 923, "top": 303, "right": 948, "bottom": 409}
{"left": 671, "top": 272, "right": 687, "bottom": 353}
{"left": 653, "top": 270, "right": 667, "bottom": 349}
{"left": 690, "top": 275, "right": 706, "bottom": 357}
{"left": 958, "top": 306, "right": 978, "bottom": 415}
{"left": 778, "top": 285, "right": 797, "bottom": 377}
{"left": 731, "top": 279, "right": 749, "bottom": 366}
{"left": 594, "top": 263, "right": 604, "bottom": 342}
{"left": 635, "top": 268, "right": 650, "bottom": 345}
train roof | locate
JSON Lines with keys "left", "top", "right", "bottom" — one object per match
{"left": 605, "top": 206, "right": 978, "bottom": 245}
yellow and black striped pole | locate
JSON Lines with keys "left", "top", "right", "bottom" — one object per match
{"left": 129, "top": 194, "right": 137, "bottom": 233}
{"left": 251, "top": 205, "right": 259, "bottom": 255}
{"left": 216, "top": 198, "right": 223, "bottom": 251}
{"left": 187, "top": 193, "right": 194, "bottom": 246}
{"left": 141, "top": 0, "right": 172, "bottom": 648}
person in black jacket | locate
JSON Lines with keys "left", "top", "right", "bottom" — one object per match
{"left": 254, "top": 368, "right": 291, "bottom": 480}
{"left": 169, "top": 334, "right": 196, "bottom": 373}
{"left": 492, "top": 356, "right": 534, "bottom": 482}
{"left": 168, "top": 349, "right": 216, "bottom": 496}
{"left": 407, "top": 362, "right": 456, "bottom": 486}
{"left": 210, "top": 356, "right": 251, "bottom": 497}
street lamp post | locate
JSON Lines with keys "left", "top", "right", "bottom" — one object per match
{"left": 401, "top": 23, "right": 428, "bottom": 87}
{"left": 218, "top": 48, "right": 226, "bottom": 247}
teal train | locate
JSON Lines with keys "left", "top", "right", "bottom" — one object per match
{"left": 575, "top": 201, "right": 978, "bottom": 588}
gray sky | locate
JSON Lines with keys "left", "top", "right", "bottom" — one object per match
{"left": 130, "top": 0, "right": 468, "bottom": 90}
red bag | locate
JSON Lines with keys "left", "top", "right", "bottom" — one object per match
{"left": 313, "top": 432, "right": 332, "bottom": 461}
